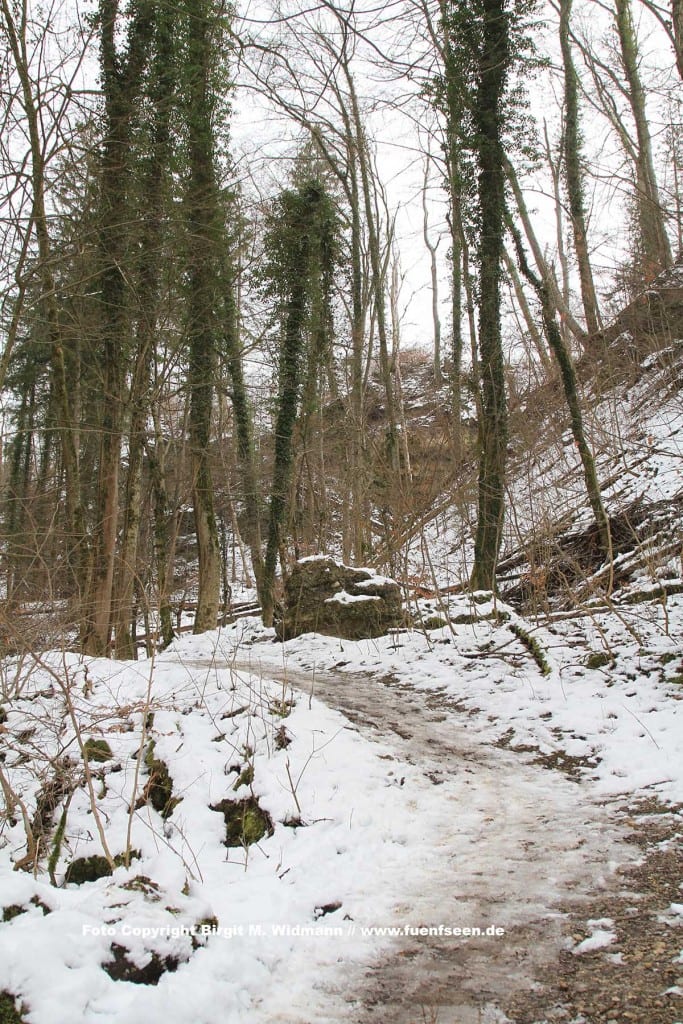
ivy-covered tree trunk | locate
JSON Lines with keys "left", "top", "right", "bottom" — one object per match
{"left": 262, "top": 274, "right": 309, "bottom": 627}
{"left": 221, "top": 266, "right": 265, "bottom": 604}
{"left": 559, "top": 0, "right": 601, "bottom": 336}
{"left": 470, "top": 0, "right": 511, "bottom": 592}
{"left": 183, "top": 0, "right": 223, "bottom": 634}
{"left": 510, "top": 220, "right": 612, "bottom": 558}
{"left": 114, "top": 6, "right": 174, "bottom": 658}
{"left": 438, "top": 0, "right": 465, "bottom": 443}
{"left": 614, "top": 0, "right": 672, "bottom": 278}
{"left": 260, "top": 180, "right": 338, "bottom": 627}
{"left": 146, "top": 416, "right": 176, "bottom": 649}
{"left": 82, "top": 0, "right": 154, "bottom": 656}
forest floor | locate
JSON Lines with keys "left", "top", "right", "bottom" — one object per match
{"left": 0, "top": 590, "right": 682, "bottom": 1024}
{"left": 233, "top": 658, "right": 683, "bottom": 1024}
{"left": 1, "top": 333, "right": 682, "bottom": 1022}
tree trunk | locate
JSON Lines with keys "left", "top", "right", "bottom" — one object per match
{"left": 674, "top": 0, "right": 683, "bottom": 78}
{"left": 82, "top": 0, "right": 154, "bottom": 656}
{"left": 221, "top": 262, "right": 265, "bottom": 602}
{"left": 510, "top": 221, "right": 612, "bottom": 558}
{"left": 1, "top": 0, "right": 87, "bottom": 607}
{"left": 559, "top": 0, "right": 602, "bottom": 335}
{"left": 470, "top": 0, "right": 510, "bottom": 593}
{"left": 146, "top": 420, "right": 175, "bottom": 650}
{"left": 184, "top": 0, "right": 222, "bottom": 634}
{"left": 615, "top": 0, "right": 672, "bottom": 277}
{"left": 114, "top": 5, "right": 174, "bottom": 657}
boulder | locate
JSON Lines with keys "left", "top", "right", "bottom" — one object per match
{"left": 275, "top": 556, "right": 403, "bottom": 641}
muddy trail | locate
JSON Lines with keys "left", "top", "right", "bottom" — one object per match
{"left": 214, "top": 653, "right": 635, "bottom": 1024}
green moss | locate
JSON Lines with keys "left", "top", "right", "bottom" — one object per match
{"left": 421, "top": 616, "right": 449, "bottom": 630}
{"left": 65, "top": 851, "right": 137, "bottom": 885}
{"left": 586, "top": 651, "right": 612, "bottom": 670}
{"left": 274, "top": 726, "right": 291, "bottom": 750}
{"left": 64, "top": 855, "right": 113, "bottom": 885}
{"left": 269, "top": 699, "right": 294, "bottom": 718}
{"left": 2, "top": 897, "right": 50, "bottom": 922}
{"left": 143, "top": 742, "right": 181, "bottom": 819}
{"left": 29, "top": 896, "right": 50, "bottom": 915}
{"left": 122, "top": 875, "right": 160, "bottom": 898}
{"left": 452, "top": 610, "right": 510, "bottom": 624}
{"left": 83, "top": 738, "right": 113, "bottom": 763}
{"left": 103, "top": 944, "right": 179, "bottom": 985}
{"left": 0, "top": 993, "right": 25, "bottom": 1024}
{"left": 232, "top": 765, "right": 254, "bottom": 791}
{"left": 1, "top": 905, "right": 25, "bottom": 923}
{"left": 48, "top": 803, "right": 68, "bottom": 884}
{"left": 510, "top": 622, "right": 551, "bottom": 676}
{"left": 211, "top": 796, "right": 274, "bottom": 848}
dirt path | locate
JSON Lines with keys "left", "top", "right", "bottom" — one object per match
{"left": 224, "top": 654, "right": 634, "bottom": 1024}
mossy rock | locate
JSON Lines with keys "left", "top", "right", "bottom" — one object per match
{"left": 232, "top": 765, "right": 254, "bottom": 791}
{"left": 2, "top": 896, "right": 50, "bottom": 922}
{"left": 274, "top": 726, "right": 291, "bottom": 750}
{"left": 421, "top": 615, "right": 449, "bottom": 630}
{"left": 65, "top": 855, "right": 113, "bottom": 885}
{"left": 142, "top": 743, "right": 181, "bottom": 819}
{"left": 586, "top": 651, "right": 612, "bottom": 670}
{"left": 275, "top": 557, "right": 403, "bottom": 640}
{"left": 121, "top": 875, "right": 161, "bottom": 899}
{"left": 103, "top": 944, "right": 179, "bottom": 985}
{"left": 83, "top": 738, "right": 113, "bottom": 763}
{"left": 1, "top": 905, "right": 24, "bottom": 923}
{"left": 65, "top": 850, "right": 137, "bottom": 885}
{"left": 0, "top": 993, "right": 26, "bottom": 1024}
{"left": 211, "top": 796, "right": 274, "bottom": 848}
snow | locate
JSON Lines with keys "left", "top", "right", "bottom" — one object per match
{"left": 2, "top": 587, "right": 681, "bottom": 1020}
{"left": 572, "top": 918, "right": 617, "bottom": 954}
{"left": 1, "top": 350, "right": 682, "bottom": 1021}
{"left": 324, "top": 590, "right": 380, "bottom": 604}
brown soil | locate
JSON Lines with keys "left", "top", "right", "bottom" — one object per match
{"left": 505, "top": 799, "right": 683, "bottom": 1024}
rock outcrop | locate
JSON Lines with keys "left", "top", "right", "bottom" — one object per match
{"left": 275, "top": 556, "right": 403, "bottom": 640}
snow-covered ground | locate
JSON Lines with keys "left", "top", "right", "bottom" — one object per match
{"left": 1, "top": 338, "right": 682, "bottom": 1022}
{"left": 1, "top": 578, "right": 681, "bottom": 1022}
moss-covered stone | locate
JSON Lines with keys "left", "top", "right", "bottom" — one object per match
{"left": 65, "top": 850, "right": 137, "bottom": 885}
{"left": 274, "top": 726, "right": 291, "bottom": 750}
{"left": 586, "top": 651, "right": 612, "bottom": 670}
{"left": 275, "top": 557, "right": 403, "bottom": 640}
{"left": 1, "top": 906, "right": 25, "bottom": 923}
{"left": 30, "top": 896, "right": 50, "bottom": 915}
{"left": 0, "top": 992, "right": 25, "bottom": 1024}
{"left": 142, "top": 742, "right": 181, "bottom": 819}
{"left": 211, "top": 796, "right": 274, "bottom": 848}
{"left": 232, "top": 765, "right": 254, "bottom": 791}
{"left": 2, "top": 897, "right": 50, "bottom": 922}
{"left": 122, "top": 876, "right": 161, "bottom": 900}
{"left": 64, "top": 855, "right": 113, "bottom": 885}
{"left": 421, "top": 615, "right": 449, "bottom": 630}
{"left": 83, "top": 738, "right": 113, "bottom": 763}
{"left": 103, "top": 944, "right": 179, "bottom": 985}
